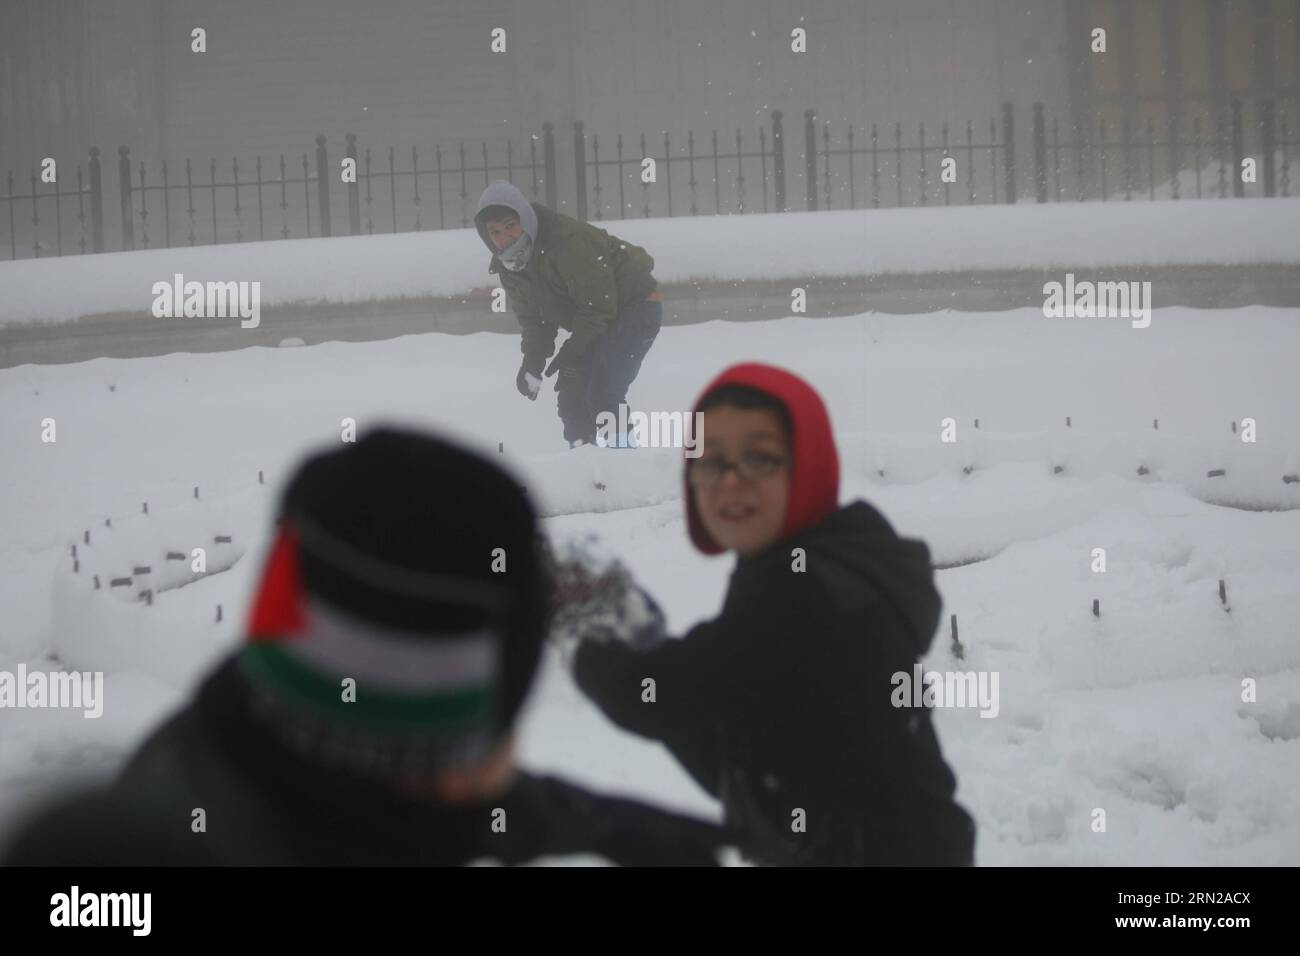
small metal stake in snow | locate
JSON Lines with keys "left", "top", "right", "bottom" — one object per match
{"left": 133, "top": 565, "right": 152, "bottom": 576}
{"left": 194, "top": 486, "right": 199, "bottom": 499}
{"left": 258, "top": 470, "right": 265, "bottom": 485}
{"left": 498, "top": 442, "right": 503, "bottom": 453}
{"left": 974, "top": 418, "right": 980, "bottom": 429}
{"left": 1207, "top": 468, "right": 1226, "bottom": 479}
{"left": 142, "top": 501, "right": 149, "bottom": 515}
{"left": 216, "top": 604, "right": 223, "bottom": 623}
{"left": 1066, "top": 416, "right": 1071, "bottom": 428}
{"left": 1092, "top": 598, "right": 1100, "bottom": 618}
{"left": 1153, "top": 418, "right": 1159, "bottom": 430}
{"left": 1053, "top": 464, "right": 1064, "bottom": 475}
{"left": 215, "top": 535, "right": 232, "bottom": 544}
{"left": 1137, "top": 464, "right": 1150, "bottom": 476}
{"left": 73, "top": 559, "right": 79, "bottom": 573}
{"left": 71, "top": 543, "right": 77, "bottom": 558}
{"left": 1231, "top": 420, "right": 1237, "bottom": 434}
{"left": 166, "top": 551, "right": 186, "bottom": 561}
{"left": 105, "top": 518, "right": 111, "bottom": 528}
{"left": 950, "top": 614, "right": 964, "bottom": 660}
{"left": 1219, "top": 579, "right": 1229, "bottom": 612}
{"left": 141, "top": 589, "right": 153, "bottom": 606}
{"left": 84, "top": 529, "right": 90, "bottom": 544}
{"left": 93, "top": 575, "right": 100, "bottom": 590}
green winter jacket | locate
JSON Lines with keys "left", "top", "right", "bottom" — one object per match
{"left": 483, "top": 203, "right": 657, "bottom": 373}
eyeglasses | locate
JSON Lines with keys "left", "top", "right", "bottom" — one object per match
{"left": 688, "top": 451, "right": 789, "bottom": 486}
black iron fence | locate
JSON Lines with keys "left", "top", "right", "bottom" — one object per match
{"left": 3, "top": 99, "right": 1295, "bottom": 261}
{"left": 2, "top": 127, "right": 561, "bottom": 261}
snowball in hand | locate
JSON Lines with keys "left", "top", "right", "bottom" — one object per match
{"left": 546, "top": 534, "right": 666, "bottom": 654}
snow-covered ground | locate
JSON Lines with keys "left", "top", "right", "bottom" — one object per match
{"left": 2, "top": 306, "right": 1299, "bottom": 864}
{"left": 3, "top": 198, "right": 1299, "bottom": 325}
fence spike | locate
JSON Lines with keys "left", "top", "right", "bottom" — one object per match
{"left": 1092, "top": 598, "right": 1100, "bottom": 618}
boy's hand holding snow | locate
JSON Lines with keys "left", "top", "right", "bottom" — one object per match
{"left": 516, "top": 362, "right": 543, "bottom": 400}
{"left": 543, "top": 534, "right": 667, "bottom": 666}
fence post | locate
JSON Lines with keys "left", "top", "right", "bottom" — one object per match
{"left": 804, "top": 109, "right": 818, "bottom": 210}
{"left": 573, "top": 121, "right": 588, "bottom": 221}
{"left": 1232, "top": 99, "right": 1244, "bottom": 197}
{"left": 1033, "top": 103, "right": 1048, "bottom": 202}
{"left": 117, "top": 146, "right": 134, "bottom": 249}
{"left": 543, "top": 122, "right": 557, "bottom": 208}
{"left": 346, "top": 133, "right": 361, "bottom": 234}
{"left": 1002, "top": 102, "right": 1016, "bottom": 203}
{"left": 315, "top": 135, "right": 331, "bottom": 237}
{"left": 88, "top": 146, "right": 104, "bottom": 252}
{"left": 772, "top": 110, "right": 787, "bottom": 212}
{"left": 1260, "top": 99, "right": 1275, "bottom": 197}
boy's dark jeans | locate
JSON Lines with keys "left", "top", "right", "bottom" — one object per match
{"left": 557, "top": 298, "right": 663, "bottom": 443}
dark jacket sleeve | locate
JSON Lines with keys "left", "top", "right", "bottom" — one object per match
{"left": 525, "top": 774, "right": 732, "bottom": 866}
{"left": 573, "top": 566, "right": 826, "bottom": 795}
{"left": 553, "top": 232, "right": 620, "bottom": 352}
{"left": 498, "top": 268, "right": 557, "bottom": 372}
{"left": 517, "top": 313, "right": 558, "bottom": 373}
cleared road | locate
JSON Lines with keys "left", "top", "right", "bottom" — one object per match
{"left": 3, "top": 265, "right": 1297, "bottom": 368}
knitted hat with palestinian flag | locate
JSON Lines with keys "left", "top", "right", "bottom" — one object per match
{"left": 240, "top": 428, "right": 549, "bottom": 779}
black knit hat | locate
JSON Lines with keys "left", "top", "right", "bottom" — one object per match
{"left": 242, "top": 427, "right": 550, "bottom": 777}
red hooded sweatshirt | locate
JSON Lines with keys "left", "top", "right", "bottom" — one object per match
{"left": 685, "top": 363, "right": 840, "bottom": 555}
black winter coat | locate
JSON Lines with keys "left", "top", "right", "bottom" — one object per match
{"left": 574, "top": 500, "right": 976, "bottom": 866}
{"left": 1, "top": 657, "right": 729, "bottom": 867}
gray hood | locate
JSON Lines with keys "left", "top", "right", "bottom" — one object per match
{"left": 474, "top": 181, "right": 539, "bottom": 258}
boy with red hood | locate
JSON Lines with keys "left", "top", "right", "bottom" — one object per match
{"left": 560, "top": 363, "right": 976, "bottom": 865}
